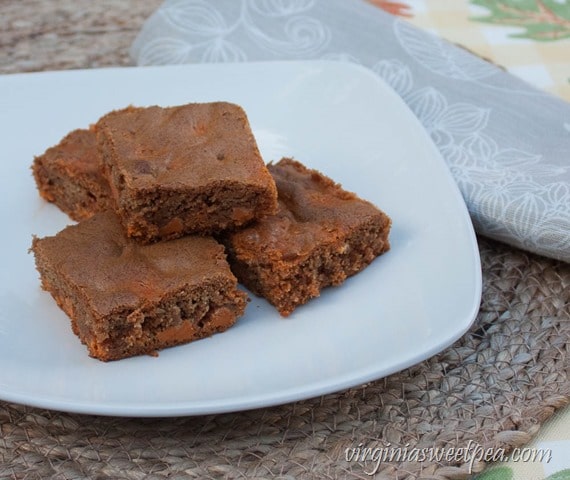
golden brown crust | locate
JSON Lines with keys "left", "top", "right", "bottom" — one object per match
{"left": 96, "top": 102, "right": 278, "bottom": 242}
{"left": 223, "top": 158, "right": 391, "bottom": 317}
{"left": 31, "top": 128, "right": 113, "bottom": 221}
{"left": 97, "top": 102, "right": 275, "bottom": 189}
{"left": 31, "top": 211, "right": 248, "bottom": 361}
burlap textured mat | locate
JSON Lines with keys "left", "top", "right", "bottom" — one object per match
{"left": 1, "top": 2, "right": 569, "bottom": 479}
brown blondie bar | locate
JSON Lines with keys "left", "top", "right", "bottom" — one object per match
{"left": 31, "top": 211, "right": 248, "bottom": 361}
{"left": 96, "top": 102, "right": 278, "bottom": 242}
{"left": 32, "top": 128, "right": 112, "bottom": 221}
{"left": 222, "top": 158, "right": 391, "bottom": 317}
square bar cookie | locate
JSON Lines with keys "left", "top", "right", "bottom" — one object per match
{"left": 32, "top": 128, "right": 112, "bottom": 221}
{"left": 31, "top": 211, "right": 248, "bottom": 361}
{"left": 222, "top": 158, "right": 391, "bottom": 317}
{"left": 96, "top": 102, "right": 278, "bottom": 242}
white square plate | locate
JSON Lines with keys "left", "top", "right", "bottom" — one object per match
{"left": 0, "top": 61, "right": 481, "bottom": 416}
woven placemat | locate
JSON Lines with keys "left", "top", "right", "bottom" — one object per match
{"left": 1, "top": 2, "right": 569, "bottom": 479}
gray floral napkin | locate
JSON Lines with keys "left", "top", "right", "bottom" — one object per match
{"left": 130, "top": 0, "right": 570, "bottom": 263}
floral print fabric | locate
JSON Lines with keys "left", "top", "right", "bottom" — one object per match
{"left": 367, "top": 0, "right": 570, "bottom": 101}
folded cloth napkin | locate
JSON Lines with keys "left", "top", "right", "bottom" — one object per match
{"left": 131, "top": 0, "right": 570, "bottom": 263}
